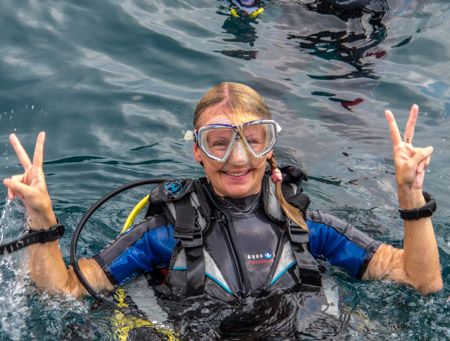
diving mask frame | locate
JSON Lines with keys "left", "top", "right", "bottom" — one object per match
{"left": 185, "top": 119, "right": 282, "bottom": 162}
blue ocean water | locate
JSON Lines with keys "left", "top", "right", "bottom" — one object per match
{"left": 0, "top": 0, "right": 449, "bottom": 339}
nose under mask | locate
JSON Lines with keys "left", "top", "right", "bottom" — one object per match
{"left": 228, "top": 140, "right": 251, "bottom": 164}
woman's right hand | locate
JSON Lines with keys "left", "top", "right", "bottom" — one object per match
{"left": 2, "top": 132, "right": 113, "bottom": 297}
{"left": 3, "top": 132, "right": 57, "bottom": 229}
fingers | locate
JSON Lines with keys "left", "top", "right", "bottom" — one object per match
{"left": 33, "top": 132, "right": 46, "bottom": 168}
{"left": 386, "top": 105, "right": 421, "bottom": 146}
{"left": 403, "top": 104, "right": 419, "bottom": 144}
{"left": 6, "top": 181, "right": 15, "bottom": 200}
{"left": 416, "top": 149, "right": 433, "bottom": 174}
{"left": 3, "top": 177, "right": 31, "bottom": 201}
{"left": 10, "top": 175, "right": 24, "bottom": 197}
{"left": 412, "top": 146, "right": 433, "bottom": 170}
{"left": 9, "top": 134, "right": 32, "bottom": 170}
{"left": 385, "top": 110, "right": 402, "bottom": 146}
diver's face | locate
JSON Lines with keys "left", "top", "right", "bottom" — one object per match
{"left": 193, "top": 112, "right": 272, "bottom": 198}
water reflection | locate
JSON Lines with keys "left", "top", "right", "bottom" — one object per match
{"left": 219, "top": 16, "right": 259, "bottom": 59}
{"left": 217, "top": 0, "right": 389, "bottom": 74}
{"left": 304, "top": 0, "right": 389, "bottom": 21}
{"left": 288, "top": 0, "right": 388, "bottom": 80}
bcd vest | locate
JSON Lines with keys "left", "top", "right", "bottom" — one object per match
{"left": 146, "top": 166, "right": 322, "bottom": 301}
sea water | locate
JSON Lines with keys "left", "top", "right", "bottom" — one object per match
{"left": 0, "top": 0, "right": 449, "bottom": 339}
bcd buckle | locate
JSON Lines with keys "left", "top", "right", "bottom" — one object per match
{"left": 288, "top": 224, "right": 309, "bottom": 244}
{"left": 174, "top": 230, "right": 203, "bottom": 248}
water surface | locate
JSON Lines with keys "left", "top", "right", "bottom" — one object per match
{"left": 0, "top": 0, "right": 449, "bottom": 339}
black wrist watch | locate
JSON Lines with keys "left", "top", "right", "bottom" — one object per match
{"left": 398, "top": 192, "right": 437, "bottom": 220}
{"left": 0, "top": 224, "right": 65, "bottom": 256}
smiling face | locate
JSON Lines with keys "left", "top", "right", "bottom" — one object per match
{"left": 191, "top": 83, "right": 310, "bottom": 231}
{"left": 193, "top": 112, "right": 272, "bottom": 198}
{"left": 192, "top": 82, "right": 274, "bottom": 198}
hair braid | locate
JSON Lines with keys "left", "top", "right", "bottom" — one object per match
{"left": 268, "top": 155, "right": 309, "bottom": 232}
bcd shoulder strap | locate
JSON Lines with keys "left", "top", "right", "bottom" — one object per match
{"left": 146, "top": 179, "right": 207, "bottom": 296}
{"left": 173, "top": 196, "right": 205, "bottom": 296}
{"left": 287, "top": 224, "right": 322, "bottom": 287}
{"left": 280, "top": 166, "right": 321, "bottom": 287}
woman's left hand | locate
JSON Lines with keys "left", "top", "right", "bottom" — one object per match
{"left": 364, "top": 105, "right": 442, "bottom": 294}
{"left": 385, "top": 104, "right": 433, "bottom": 193}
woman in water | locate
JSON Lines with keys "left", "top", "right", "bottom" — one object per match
{"left": 2, "top": 82, "right": 442, "bottom": 333}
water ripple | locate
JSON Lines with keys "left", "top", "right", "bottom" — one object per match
{"left": 0, "top": 0, "right": 449, "bottom": 338}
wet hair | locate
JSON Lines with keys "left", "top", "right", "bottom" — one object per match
{"left": 268, "top": 156, "right": 309, "bottom": 232}
{"left": 193, "top": 82, "right": 271, "bottom": 127}
{"left": 194, "top": 82, "right": 308, "bottom": 232}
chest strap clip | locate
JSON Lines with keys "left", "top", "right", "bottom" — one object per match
{"left": 174, "top": 230, "right": 203, "bottom": 248}
{"left": 288, "top": 224, "right": 309, "bottom": 244}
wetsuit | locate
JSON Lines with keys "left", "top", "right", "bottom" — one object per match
{"left": 95, "top": 179, "right": 381, "bottom": 302}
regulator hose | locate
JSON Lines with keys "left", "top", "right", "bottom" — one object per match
{"left": 70, "top": 178, "right": 166, "bottom": 303}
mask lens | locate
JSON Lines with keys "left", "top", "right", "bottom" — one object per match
{"left": 196, "top": 120, "right": 279, "bottom": 162}
{"left": 242, "top": 122, "right": 276, "bottom": 157}
{"left": 200, "top": 127, "right": 235, "bottom": 160}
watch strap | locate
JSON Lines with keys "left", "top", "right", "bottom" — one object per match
{"left": 398, "top": 192, "right": 436, "bottom": 220}
{"left": 0, "top": 224, "right": 65, "bottom": 256}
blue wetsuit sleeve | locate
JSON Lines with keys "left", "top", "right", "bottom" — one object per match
{"left": 94, "top": 215, "right": 177, "bottom": 285}
{"left": 307, "top": 210, "right": 382, "bottom": 279}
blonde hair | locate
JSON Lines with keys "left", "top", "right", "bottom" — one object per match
{"left": 194, "top": 82, "right": 308, "bottom": 232}
{"left": 268, "top": 156, "right": 309, "bottom": 232}
{"left": 193, "top": 82, "right": 271, "bottom": 128}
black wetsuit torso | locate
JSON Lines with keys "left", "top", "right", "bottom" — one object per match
{"left": 205, "top": 191, "right": 283, "bottom": 295}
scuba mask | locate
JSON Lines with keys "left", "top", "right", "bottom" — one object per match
{"left": 185, "top": 119, "right": 281, "bottom": 162}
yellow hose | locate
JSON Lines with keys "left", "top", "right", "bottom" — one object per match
{"left": 112, "top": 288, "right": 179, "bottom": 341}
{"left": 121, "top": 195, "right": 150, "bottom": 233}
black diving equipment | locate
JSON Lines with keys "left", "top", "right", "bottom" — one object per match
{"left": 70, "top": 178, "right": 166, "bottom": 304}
{"left": 398, "top": 191, "right": 437, "bottom": 220}
{"left": 0, "top": 224, "right": 64, "bottom": 256}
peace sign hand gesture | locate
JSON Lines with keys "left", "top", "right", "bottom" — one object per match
{"left": 385, "top": 105, "right": 433, "bottom": 208}
{"left": 3, "top": 132, "right": 57, "bottom": 229}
